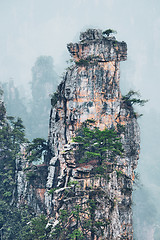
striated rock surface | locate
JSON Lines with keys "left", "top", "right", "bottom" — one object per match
{"left": 16, "top": 29, "right": 140, "bottom": 239}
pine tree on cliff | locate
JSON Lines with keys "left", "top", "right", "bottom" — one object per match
{"left": 0, "top": 89, "right": 30, "bottom": 239}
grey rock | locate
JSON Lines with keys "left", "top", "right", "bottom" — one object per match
{"left": 16, "top": 29, "right": 140, "bottom": 239}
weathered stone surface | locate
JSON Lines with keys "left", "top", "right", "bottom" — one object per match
{"left": 67, "top": 29, "right": 127, "bottom": 63}
{"left": 46, "top": 29, "right": 139, "bottom": 239}
{"left": 15, "top": 144, "right": 49, "bottom": 213}
{"left": 16, "top": 29, "right": 140, "bottom": 239}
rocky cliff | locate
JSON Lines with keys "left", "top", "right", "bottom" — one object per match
{"left": 16, "top": 29, "right": 140, "bottom": 239}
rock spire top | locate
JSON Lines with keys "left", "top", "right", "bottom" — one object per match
{"left": 80, "top": 29, "right": 103, "bottom": 41}
{"left": 67, "top": 28, "right": 127, "bottom": 62}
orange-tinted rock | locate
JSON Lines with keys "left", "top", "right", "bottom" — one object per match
{"left": 45, "top": 29, "right": 140, "bottom": 239}
{"left": 16, "top": 29, "right": 140, "bottom": 239}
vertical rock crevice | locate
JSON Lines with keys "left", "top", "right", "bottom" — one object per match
{"left": 46, "top": 29, "right": 139, "bottom": 239}
{"left": 16, "top": 29, "right": 140, "bottom": 240}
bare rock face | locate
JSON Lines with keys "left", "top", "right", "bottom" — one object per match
{"left": 16, "top": 29, "right": 140, "bottom": 239}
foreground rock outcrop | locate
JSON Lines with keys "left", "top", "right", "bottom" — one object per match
{"left": 16, "top": 29, "right": 140, "bottom": 239}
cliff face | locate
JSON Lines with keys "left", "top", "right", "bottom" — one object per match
{"left": 16, "top": 29, "right": 140, "bottom": 239}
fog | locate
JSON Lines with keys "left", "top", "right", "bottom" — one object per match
{"left": 0, "top": 0, "right": 160, "bottom": 238}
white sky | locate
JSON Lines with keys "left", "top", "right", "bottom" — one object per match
{"left": 0, "top": 0, "right": 160, "bottom": 111}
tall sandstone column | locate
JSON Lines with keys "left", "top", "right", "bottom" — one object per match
{"left": 45, "top": 29, "right": 140, "bottom": 239}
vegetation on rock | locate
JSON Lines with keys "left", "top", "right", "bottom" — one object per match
{"left": 75, "top": 59, "right": 89, "bottom": 67}
{"left": 0, "top": 115, "right": 26, "bottom": 203}
{"left": 0, "top": 94, "right": 34, "bottom": 239}
{"left": 26, "top": 138, "right": 48, "bottom": 163}
{"left": 102, "top": 29, "right": 117, "bottom": 37}
{"left": 52, "top": 196, "right": 109, "bottom": 240}
{"left": 122, "top": 90, "right": 148, "bottom": 107}
{"left": 50, "top": 91, "right": 59, "bottom": 106}
{"left": 122, "top": 90, "right": 148, "bottom": 118}
{"left": 73, "top": 120, "right": 124, "bottom": 167}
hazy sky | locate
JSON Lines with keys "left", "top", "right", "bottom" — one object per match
{"left": 0, "top": 0, "right": 160, "bottom": 111}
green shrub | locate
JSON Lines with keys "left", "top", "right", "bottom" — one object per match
{"left": 50, "top": 92, "right": 59, "bottom": 106}
{"left": 26, "top": 138, "right": 48, "bottom": 163}
{"left": 26, "top": 171, "right": 37, "bottom": 181}
{"left": 116, "top": 170, "right": 123, "bottom": 178}
{"left": 76, "top": 59, "right": 89, "bottom": 66}
{"left": 122, "top": 90, "right": 148, "bottom": 107}
{"left": 102, "top": 29, "right": 117, "bottom": 37}
{"left": 67, "top": 180, "right": 79, "bottom": 187}
{"left": 91, "top": 166, "right": 106, "bottom": 175}
{"left": 48, "top": 188, "right": 56, "bottom": 195}
{"left": 73, "top": 119, "right": 124, "bottom": 165}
